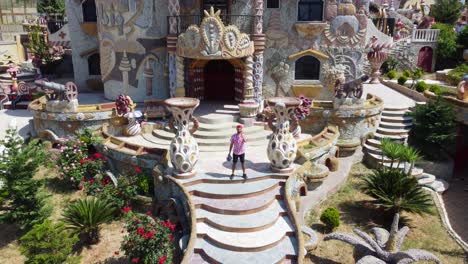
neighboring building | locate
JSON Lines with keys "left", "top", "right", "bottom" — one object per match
{"left": 64, "top": 0, "right": 100, "bottom": 89}
{"left": 83, "top": 0, "right": 394, "bottom": 102}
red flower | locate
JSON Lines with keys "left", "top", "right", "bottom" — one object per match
{"left": 78, "top": 185, "right": 84, "bottom": 190}
{"left": 146, "top": 211, "right": 152, "bottom": 216}
{"left": 159, "top": 255, "right": 167, "bottom": 264}
{"left": 169, "top": 234, "right": 174, "bottom": 242}
{"left": 79, "top": 159, "right": 85, "bottom": 165}
{"left": 103, "top": 157, "right": 108, "bottom": 161}
{"left": 135, "top": 219, "right": 140, "bottom": 223}
{"left": 132, "top": 258, "right": 139, "bottom": 263}
{"left": 135, "top": 167, "right": 141, "bottom": 173}
{"left": 89, "top": 179, "right": 95, "bottom": 184}
{"left": 117, "top": 191, "right": 122, "bottom": 196}
{"left": 170, "top": 224, "right": 176, "bottom": 231}
{"left": 114, "top": 251, "right": 119, "bottom": 255}
{"left": 137, "top": 227, "right": 145, "bottom": 235}
{"left": 81, "top": 178, "right": 86, "bottom": 182}
{"left": 121, "top": 206, "right": 132, "bottom": 213}
{"left": 93, "top": 153, "right": 102, "bottom": 159}
{"left": 89, "top": 157, "right": 94, "bottom": 162}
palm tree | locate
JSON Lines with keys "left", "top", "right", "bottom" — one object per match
{"left": 400, "top": 146, "right": 421, "bottom": 176}
{"left": 324, "top": 213, "right": 441, "bottom": 263}
{"left": 62, "top": 197, "right": 115, "bottom": 244}
{"left": 380, "top": 138, "right": 405, "bottom": 169}
{"left": 362, "top": 169, "right": 432, "bottom": 215}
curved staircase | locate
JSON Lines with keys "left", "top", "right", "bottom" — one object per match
{"left": 364, "top": 106, "right": 449, "bottom": 193}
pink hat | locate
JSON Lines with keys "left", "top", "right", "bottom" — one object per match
{"left": 236, "top": 124, "right": 244, "bottom": 129}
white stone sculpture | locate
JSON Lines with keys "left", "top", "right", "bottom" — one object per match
{"left": 165, "top": 97, "right": 200, "bottom": 177}
{"left": 267, "top": 97, "right": 301, "bottom": 173}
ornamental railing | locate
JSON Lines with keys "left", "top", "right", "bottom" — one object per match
{"left": 411, "top": 29, "right": 440, "bottom": 43}
{"left": 167, "top": 14, "right": 259, "bottom": 35}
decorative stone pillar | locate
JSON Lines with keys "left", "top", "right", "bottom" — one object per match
{"left": 254, "top": 53, "right": 264, "bottom": 111}
{"left": 168, "top": 0, "right": 180, "bottom": 34}
{"left": 165, "top": 97, "right": 200, "bottom": 177}
{"left": 175, "top": 56, "right": 185, "bottom": 97}
{"left": 244, "top": 56, "right": 254, "bottom": 101}
{"left": 119, "top": 51, "right": 132, "bottom": 94}
{"left": 144, "top": 60, "right": 153, "bottom": 96}
{"left": 266, "top": 97, "right": 301, "bottom": 173}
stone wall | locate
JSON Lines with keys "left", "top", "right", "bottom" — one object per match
{"left": 65, "top": 0, "right": 99, "bottom": 89}
{"left": 94, "top": 0, "right": 169, "bottom": 102}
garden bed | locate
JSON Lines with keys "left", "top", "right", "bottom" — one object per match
{"left": 304, "top": 163, "right": 465, "bottom": 264}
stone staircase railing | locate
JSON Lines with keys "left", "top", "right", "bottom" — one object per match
{"left": 411, "top": 29, "right": 440, "bottom": 43}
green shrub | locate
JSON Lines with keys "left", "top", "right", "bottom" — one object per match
{"left": 387, "top": 70, "right": 397, "bottom": 80}
{"left": 432, "top": 23, "right": 458, "bottom": 65}
{"left": 20, "top": 220, "right": 79, "bottom": 264}
{"left": 415, "top": 81, "right": 428, "bottom": 92}
{"left": 429, "top": 84, "right": 442, "bottom": 95}
{"left": 402, "top": 70, "right": 412, "bottom": 78}
{"left": 362, "top": 168, "right": 432, "bottom": 215}
{"left": 447, "top": 64, "right": 468, "bottom": 84}
{"left": 381, "top": 57, "right": 400, "bottom": 74}
{"left": 409, "top": 97, "right": 457, "bottom": 160}
{"left": 0, "top": 129, "right": 51, "bottom": 230}
{"left": 121, "top": 212, "right": 176, "bottom": 264}
{"left": 397, "top": 76, "right": 408, "bottom": 85}
{"left": 458, "top": 26, "right": 468, "bottom": 49}
{"left": 320, "top": 207, "right": 340, "bottom": 231}
{"left": 62, "top": 197, "right": 115, "bottom": 244}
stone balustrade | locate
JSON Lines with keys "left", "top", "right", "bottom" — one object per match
{"left": 412, "top": 29, "right": 440, "bottom": 43}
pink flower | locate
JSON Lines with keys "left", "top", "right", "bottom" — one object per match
{"left": 135, "top": 219, "right": 140, "bottom": 223}
{"left": 120, "top": 206, "right": 132, "bottom": 213}
{"left": 78, "top": 185, "right": 84, "bottom": 190}
{"left": 170, "top": 224, "right": 176, "bottom": 231}
{"left": 94, "top": 153, "right": 102, "bottom": 159}
{"left": 169, "top": 234, "right": 173, "bottom": 242}
{"left": 132, "top": 258, "right": 139, "bottom": 263}
{"left": 137, "top": 227, "right": 145, "bottom": 235}
{"left": 135, "top": 167, "right": 141, "bottom": 173}
{"left": 158, "top": 255, "right": 167, "bottom": 264}
{"left": 146, "top": 211, "right": 152, "bottom": 216}
{"left": 89, "top": 179, "right": 95, "bottom": 184}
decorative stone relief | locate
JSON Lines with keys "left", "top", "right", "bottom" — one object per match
{"left": 175, "top": 56, "right": 185, "bottom": 97}
{"left": 254, "top": 0, "right": 264, "bottom": 34}
{"left": 168, "top": 54, "right": 177, "bottom": 97}
{"left": 100, "top": 39, "right": 116, "bottom": 81}
{"left": 177, "top": 7, "right": 254, "bottom": 59}
{"left": 266, "top": 97, "right": 301, "bottom": 173}
{"left": 253, "top": 54, "right": 264, "bottom": 109}
{"left": 165, "top": 97, "right": 200, "bottom": 177}
{"left": 271, "top": 61, "right": 290, "bottom": 96}
{"left": 244, "top": 56, "right": 254, "bottom": 100}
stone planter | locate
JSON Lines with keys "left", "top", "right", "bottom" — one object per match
{"left": 366, "top": 38, "right": 392, "bottom": 84}
{"left": 164, "top": 97, "right": 200, "bottom": 178}
{"left": 238, "top": 102, "right": 259, "bottom": 117}
{"left": 266, "top": 97, "right": 301, "bottom": 173}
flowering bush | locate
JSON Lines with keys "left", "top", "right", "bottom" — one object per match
{"left": 56, "top": 138, "right": 107, "bottom": 187}
{"left": 121, "top": 211, "right": 175, "bottom": 264}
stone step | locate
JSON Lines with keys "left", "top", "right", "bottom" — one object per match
{"left": 365, "top": 138, "right": 382, "bottom": 148}
{"left": 366, "top": 152, "right": 392, "bottom": 163}
{"left": 163, "top": 124, "right": 264, "bottom": 138}
{"left": 380, "top": 115, "right": 413, "bottom": 123}
{"left": 182, "top": 174, "right": 289, "bottom": 187}
{"left": 187, "top": 178, "right": 283, "bottom": 199}
{"left": 199, "top": 113, "right": 238, "bottom": 124}
{"left": 376, "top": 127, "right": 411, "bottom": 136}
{"left": 373, "top": 132, "right": 408, "bottom": 141}
{"left": 154, "top": 128, "right": 269, "bottom": 141}
{"left": 417, "top": 173, "right": 436, "bottom": 185}
{"left": 196, "top": 216, "right": 295, "bottom": 252}
{"left": 382, "top": 110, "right": 411, "bottom": 117}
{"left": 383, "top": 106, "right": 411, "bottom": 112}
{"left": 196, "top": 200, "right": 288, "bottom": 232}
{"left": 192, "top": 186, "right": 283, "bottom": 215}
{"left": 379, "top": 121, "right": 412, "bottom": 130}
{"left": 363, "top": 143, "right": 382, "bottom": 155}
{"left": 192, "top": 235, "right": 298, "bottom": 264}
{"left": 424, "top": 178, "right": 449, "bottom": 193}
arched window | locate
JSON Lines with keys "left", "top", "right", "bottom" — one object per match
{"left": 295, "top": 56, "right": 320, "bottom": 80}
{"left": 88, "top": 53, "right": 101, "bottom": 75}
{"left": 298, "top": 0, "right": 323, "bottom": 21}
{"left": 82, "top": 0, "right": 97, "bottom": 22}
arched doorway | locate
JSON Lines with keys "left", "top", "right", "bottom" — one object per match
{"left": 204, "top": 60, "right": 236, "bottom": 101}
{"left": 417, "top": 47, "right": 433, "bottom": 72}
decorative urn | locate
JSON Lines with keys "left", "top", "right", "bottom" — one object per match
{"left": 366, "top": 36, "right": 393, "bottom": 84}
{"left": 238, "top": 99, "right": 259, "bottom": 118}
{"left": 266, "top": 97, "right": 301, "bottom": 173}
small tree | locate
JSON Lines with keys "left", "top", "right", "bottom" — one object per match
{"left": 362, "top": 169, "right": 432, "bottom": 215}
{"left": 431, "top": 23, "right": 458, "bottom": 68}
{"left": 20, "top": 220, "right": 79, "bottom": 264}
{"left": 0, "top": 129, "right": 51, "bottom": 230}
{"left": 429, "top": 0, "right": 462, "bottom": 25}
{"left": 38, "top": 0, "right": 66, "bottom": 16}
{"left": 409, "top": 97, "right": 457, "bottom": 160}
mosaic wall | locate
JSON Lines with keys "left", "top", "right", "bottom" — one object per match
{"left": 95, "top": 0, "right": 169, "bottom": 102}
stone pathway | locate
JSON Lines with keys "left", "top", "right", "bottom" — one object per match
{"left": 363, "top": 83, "right": 416, "bottom": 108}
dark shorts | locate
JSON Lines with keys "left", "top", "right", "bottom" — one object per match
{"left": 233, "top": 153, "right": 245, "bottom": 163}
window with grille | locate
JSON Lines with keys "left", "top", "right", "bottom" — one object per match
{"left": 267, "top": 0, "right": 280, "bottom": 8}
{"left": 295, "top": 56, "right": 320, "bottom": 80}
{"left": 297, "top": 0, "right": 323, "bottom": 21}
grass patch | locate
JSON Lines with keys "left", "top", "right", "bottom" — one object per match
{"left": 305, "top": 163, "right": 466, "bottom": 264}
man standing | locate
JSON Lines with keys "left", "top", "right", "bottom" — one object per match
{"left": 228, "top": 124, "right": 247, "bottom": 180}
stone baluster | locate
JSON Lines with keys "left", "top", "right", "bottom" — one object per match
{"left": 244, "top": 56, "right": 254, "bottom": 101}
{"left": 144, "top": 60, "right": 153, "bottom": 96}
{"left": 175, "top": 56, "right": 185, "bottom": 97}
{"left": 119, "top": 51, "right": 131, "bottom": 95}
